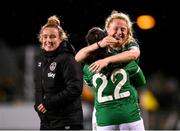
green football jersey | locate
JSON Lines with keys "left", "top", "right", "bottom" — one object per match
{"left": 108, "top": 42, "right": 146, "bottom": 87}
{"left": 83, "top": 42, "right": 146, "bottom": 126}
{"left": 83, "top": 63, "right": 142, "bottom": 126}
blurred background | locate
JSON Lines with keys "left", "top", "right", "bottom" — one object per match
{"left": 0, "top": 0, "right": 180, "bottom": 130}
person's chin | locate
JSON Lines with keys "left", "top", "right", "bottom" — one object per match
{"left": 44, "top": 47, "right": 54, "bottom": 52}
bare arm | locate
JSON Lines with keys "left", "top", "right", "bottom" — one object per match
{"left": 89, "top": 47, "right": 140, "bottom": 73}
{"left": 75, "top": 36, "right": 117, "bottom": 62}
{"left": 105, "top": 47, "right": 140, "bottom": 64}
{"left": 75, "top": 42, "right": 100, "bottom": 62}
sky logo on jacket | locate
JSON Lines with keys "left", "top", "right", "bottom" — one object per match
{"left": 48, "top": 72, "right": 56, "bottom": 78}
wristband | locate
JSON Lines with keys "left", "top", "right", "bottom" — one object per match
{"left": 97, "top": 42, "right": 101, "bottom": 48}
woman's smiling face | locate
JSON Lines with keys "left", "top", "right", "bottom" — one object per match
{"left": 41, "top": 27, "right": 62, "bottom": 52}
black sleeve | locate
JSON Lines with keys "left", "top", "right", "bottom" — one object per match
{"left": 43, "top": 54, "right": 83, "bottom": 110}
{"left": 33, "top": 60, "right": 43, "bottom": 111}
{"left": 34, "top": 81, "right": 43, "bottom": 110}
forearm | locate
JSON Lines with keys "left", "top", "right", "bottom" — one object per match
{"left": 75, "top": 42, "right": 99, "bottom": 62}
{"left": 105, "top": 48, "right": 140, "bottom": 64}
{"left": 34, "top": 85, "right": 43, "bottom": 105}
{"left": 34, "top": 86, "right": 43, "bottom": 111}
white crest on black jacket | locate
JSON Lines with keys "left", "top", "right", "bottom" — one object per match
{"left": 50, "top": 62, "right": 57, "bottom": 71}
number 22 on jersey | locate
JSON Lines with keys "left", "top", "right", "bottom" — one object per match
{"left": 92, "top": 68, "right": 130, "bottom": 103}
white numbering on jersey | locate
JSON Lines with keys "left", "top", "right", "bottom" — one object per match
{"left": 92, "top": 68, "right": 130, "bottom": 103}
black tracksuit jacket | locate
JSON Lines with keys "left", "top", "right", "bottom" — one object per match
{"left": 34, "top": 41, "right": 83, "bottom": 129}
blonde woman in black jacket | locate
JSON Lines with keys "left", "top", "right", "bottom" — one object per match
{"left": 34, "top": 15, "right": 83, "bottom": 130}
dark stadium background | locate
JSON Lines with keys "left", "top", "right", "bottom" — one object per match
{"left": 0, "top": 0, "right": 180, "bottom": 130}
{"left": 0, "top": 0, "right": 179, "bottom": 78}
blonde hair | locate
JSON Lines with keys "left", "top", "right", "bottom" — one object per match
{"left": 105, "top": 10, "right": 136, "bottom": 45}
{"left": 38, "top": 15, "right": 67, "bottom": 43}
